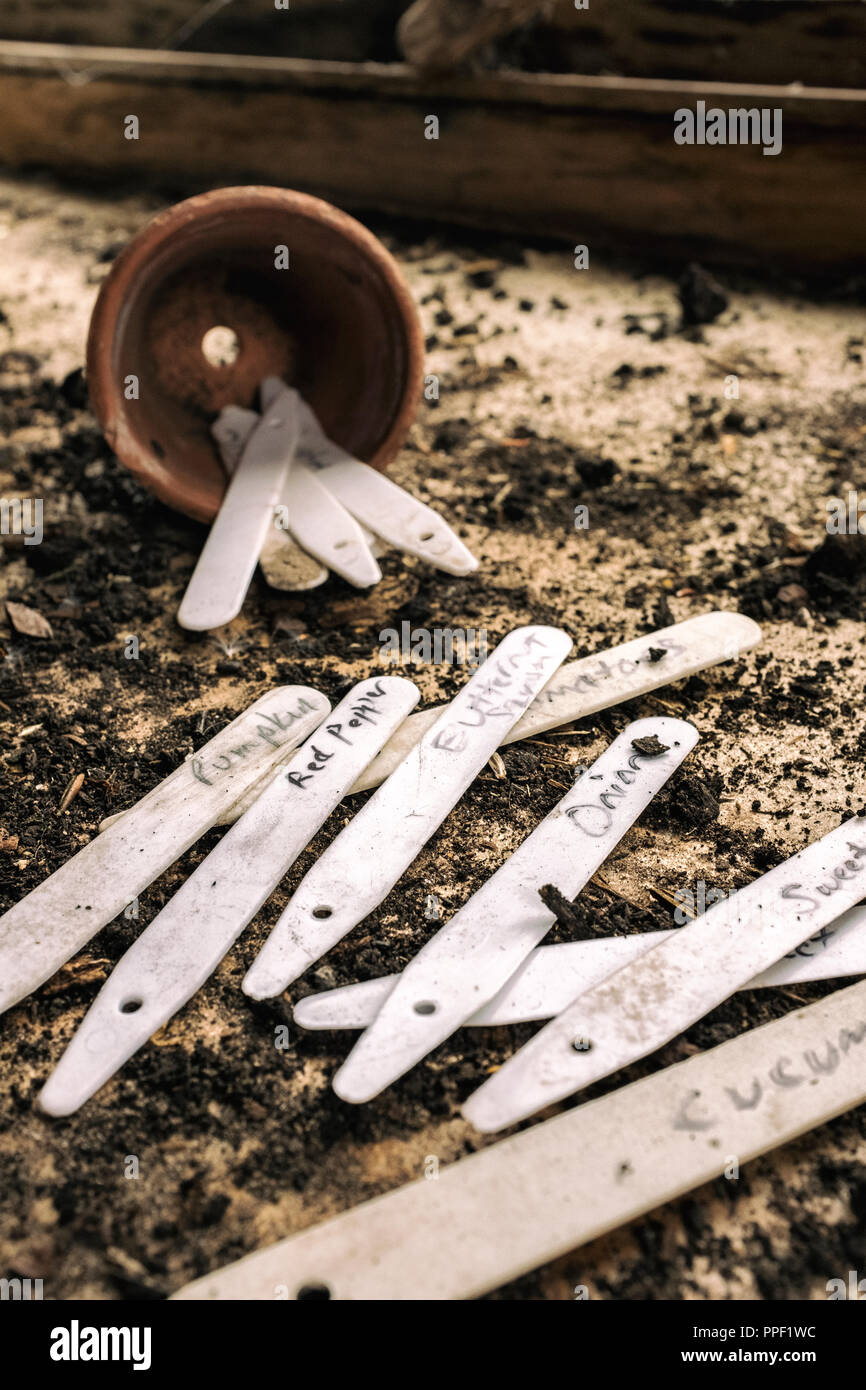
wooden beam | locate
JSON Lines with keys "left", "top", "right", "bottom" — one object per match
{"left": 2, "top": 1, "right": 865, "bottom": 87}
{"left": 505, "top": 0, "right": 866, "bottom": 91}
{"left": 0, "top": 41, "right": 863, "bottom": 270}
{"left": 0, "top": 1, "right": 405, "bottom": 63}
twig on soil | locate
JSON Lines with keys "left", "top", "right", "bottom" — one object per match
{"left": 650, "top": 885, "right": 695, "bottom": 919}
{"left": 58, "top": 772, "right": 85, "bottom": 813}
{"left": 591, "top": 872, "right": 649, "bottom": 913}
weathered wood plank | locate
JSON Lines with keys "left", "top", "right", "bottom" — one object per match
{"left": 0, "top": 41, "right": 863, "bottom": 269}
{"left": 1, "top": 0, "right": 864, "bottom": 87}
{"left": 0, "top": 0, "right": 405, "bottom": 63}
{"left": 2, "top": 41, "right": 865, "bottom": 119}
{"left": 507, "top": 0, "right": 866, "bottom": 90}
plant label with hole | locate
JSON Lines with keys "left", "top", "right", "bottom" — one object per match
{"left": 171, "top": 975, "right": 866, "bottom": 1301}
{"left": 349, "top": 610, "right": 761, "bottom": 793}
{"left": 142, "top": 609, "right": 760, "bottom": 831}
{"left": 38, "top": 677, "right": 420, "bottom": 1116}
{"left": 332, "top": 718, "right": 698, "bottom": 1102}
{"left": 178, "top": 385, "right": 301, "bottom": 630}
{"left": 213, "top": 405, "right": 329, "bottom": 591}
{"left": 0, "top": 688, "right": 328, "bottom": 1016}
{"left": 464, "top": 815, "right": 866, "bottom": 1132}
{"left": 295, "top": 903, "right": 866, "bottom": 1031}
{"left": 260, "top": 379, "right": 478, "bottom": 577}
{"left": 259, "top": 378, "right": 385, "bottom": 571}
{"left": 282, "top": 466, "right": 382, "bottom": 587}
{"left": 241, "top": 625, "right": 574, "bottom": 999}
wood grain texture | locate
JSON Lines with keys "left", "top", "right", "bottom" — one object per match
{"left": 0, "top": 0, "right": 405, "bottom": 63}
{"left": 0, "top": 42, "right": 864, "bottom": 269}
{"left": 1, "top": 1, "right": 864, "bottom": 87}
{"left": 509, "top": 0, "right": 866, "bottom": 90}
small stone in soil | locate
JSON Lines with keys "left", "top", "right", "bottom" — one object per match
{"left": 632, "top": 735, "right": 670, "bottom": 757}
{"left": 677, "top": 262, "right": 728, "bottom": 326}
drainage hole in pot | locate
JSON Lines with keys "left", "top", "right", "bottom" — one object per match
{"left": 201, "top": 325, "right": 240, "bottom": 368}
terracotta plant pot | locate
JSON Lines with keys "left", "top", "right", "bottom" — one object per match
{"left": 86, "top": 186, "right": 424, "bottom": 523}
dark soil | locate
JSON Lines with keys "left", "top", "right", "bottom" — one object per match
{"left": 1, "top": 183, "right": 865, "bottom": 1302}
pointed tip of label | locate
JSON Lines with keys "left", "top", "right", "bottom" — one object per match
{"left": 462, "top": 1062, "right": 546, "bottom": 1132}
{"left": 37, "top": 1079, "right": 80, "bottom": 1119}
{"left": 451, "top": 555, "right": 479, "bottom": 575}
{"left": 291, "top": 997, "right": 318, "bottom": 1028}
{"left": 331, "top": 1069, "right": 370, "bottom": 1105}
{"left": 352, "top": 558, "right": 384, "bottom": 588}
{"left": 461, "top": 1090, "right": 513, "bottom": 1134}
{"left": 177, "top": 600, "right": 243, "bottom": 633}
{"left": 241, "top": 969, "right": 283, "bottom": 1001}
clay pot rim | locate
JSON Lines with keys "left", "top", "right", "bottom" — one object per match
{"left": 86, "top": 185, "right": 425, "bottom": 523}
